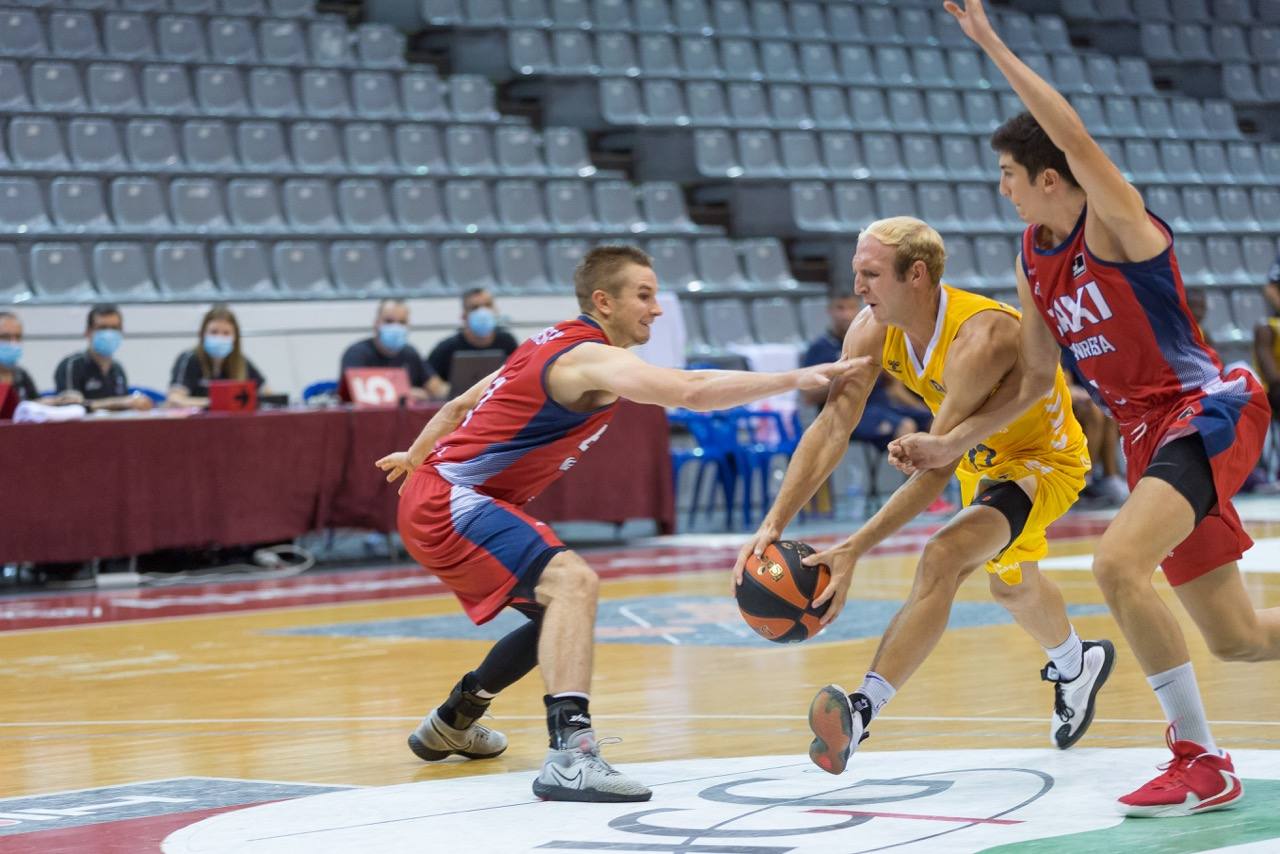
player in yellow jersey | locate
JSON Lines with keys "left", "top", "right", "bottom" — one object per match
{"left": 733, "top": 217, "right": 1114, "bottom": 775}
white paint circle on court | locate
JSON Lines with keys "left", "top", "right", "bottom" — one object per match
{"left": 162, "top": 749, "right": 1280, "bottom": 854}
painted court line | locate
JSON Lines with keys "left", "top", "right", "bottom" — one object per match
{"left": 807, "top": 808, "right": 1023, "bottom": 826}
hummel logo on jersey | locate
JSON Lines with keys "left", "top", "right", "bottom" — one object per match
{"left": 886, "top": 359, "right": 902, "bottom": 373}
{"left": 1071, "top": 253, "right": 1087, "bottom": 279}
{"left": 1051, "top": 281, "right": 1113, "bottom": 335}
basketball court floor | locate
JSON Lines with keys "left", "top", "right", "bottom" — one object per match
{"left": 3, "top": 502, "right": 1279, "bottom": 853}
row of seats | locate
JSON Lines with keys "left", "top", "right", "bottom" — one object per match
{"left": 9, "top": 0, "right": 313, "bottom": 16}
{"left": 693, "top": 129, "right": 1280, "bottom": 187}
{"left": 0, "top": 9, "right": 396, "bottom": 68}
{"left": 1219, "top": 62, "right": 1280, "bottom": 105}
{"left": 597, "top": 78, "right": 1242, "bottom": 140}
{"left": 424, "top": 0, "right": 1055, "bottom": 52}
{"left": 509, "top": 31, "right": 1153, "bottom": 97}
{"left": 0, "top": 174, "right": 703, "bottom": 237}
{"left": 0, "top": 61, "right": 500, "bottom": 123}
{"left": 0, "top": 115, "right": 598, "bottom": 179}
{"left": 1072, "top": 0, "right": 1274, "bottom": 24}
{"left": 1139, "top": 22, "right": 1280, "bottom": 65}
{"left": 1, "top": 235, "right": 795, "bottom": 301}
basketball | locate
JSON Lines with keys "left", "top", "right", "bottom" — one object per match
{"left": 736, "top": 540, "right": 832, "bottom": 643}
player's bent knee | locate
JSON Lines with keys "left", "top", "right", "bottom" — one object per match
{"left": 917, "top": 537, "right": 981, "bottom": 590}
{"left": 988, "top": 574, "right": 1029, "bottom": 606}
{"left": 1205, "top": 629, "right": 1266, "bottom": 662}
{"left": 1090, "top": 551, "right": 1148, "bottom": 594}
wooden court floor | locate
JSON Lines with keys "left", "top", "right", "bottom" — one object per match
{"left": 3, "top": 513, "right": 1280, "bottom": 805}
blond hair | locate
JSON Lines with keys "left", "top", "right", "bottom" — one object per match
{"left": 860, "top": 217, "right": 947, "bottom": 286}
{"left": 573, "top": 245, "right": 653, "bottom": 312}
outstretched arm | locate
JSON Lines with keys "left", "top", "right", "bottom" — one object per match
{"left": 946, "top": 0, "right": 1166, "bottom": 259}
{"left": 376, "top": 368, "right": 499, "bottom": 490}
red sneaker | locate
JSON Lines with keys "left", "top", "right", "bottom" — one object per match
{"left": 1117, "top": 725, "right": 1244, "bottom": 817}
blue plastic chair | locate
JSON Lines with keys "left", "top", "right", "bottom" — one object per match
{"left": 724, "top": 407, "right": 801, "bottom": 529}
{"left": 129, "top": 385, "right": 166, "bottom": 403}
{"left": 669, "top": 409, "right": 738, "bottom": 530}
{"left": 303, "top": 380, "right": 338, "bottom": 403}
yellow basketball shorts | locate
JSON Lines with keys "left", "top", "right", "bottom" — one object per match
{"left": 955, "top": 449, "right": 1089, "bottom": 586}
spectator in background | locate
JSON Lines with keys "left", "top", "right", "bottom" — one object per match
{"left": 0, "top": 311, "right": 39, "bottom": 404}
{"left": 54, "top": 304, "right": 152, "bottom": 412}
{"left": 168, "top": 304, "right": 269, "bottom": 408}
{"left": 426, "top": 288, "right": 519, "bottom": 397}
{"left": 340, "top": 299, "right": 445, "bottom": 401}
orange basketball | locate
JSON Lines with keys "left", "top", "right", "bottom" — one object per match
{"left": 735, "top": 540, "right": 831, "bottom": 643}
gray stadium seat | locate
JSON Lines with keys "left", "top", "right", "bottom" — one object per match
{"left": 509, "top": 30, "right": 553, "bottom": 76}
{"left": 820, "top": 132, "right": 863, "bottom": 179}
{"left": 259, "top": 20, "right": 307, "bottom": 65}
{"left": 974, "top": 236, "right": 1016, "bottom": 288}
{"left": 645, "top": 79, "right": 688, "bottom": 125}
{"left": 0, "top": 178, "right": 50, "bottom": 233}
{"left": 386, "top": 240, "right": 445, "bottom": 294}
{"left": 737, "top": 129, "right": 782, "bottom": 178}
{"left": 330, "top": 241, "right": 388, "bottom": 295}
{"left": 159, "top": 15, "right": 207, "bottom": 61}
{"left": 594, "top": 180, "right": 642, "bottom": 232}
{"left": 0, "top": 62, "right": 28, "bottom": 111}
{"left": 394, "top": 124, "right": 445, "bottom": 174}
{"left": 641, "top": 182, "right": 692, "bottom": 231}
{"left": 283, "top": 178, "right": 338, "bottom": 230}
{"left": 291, "top": 122, "right": 343, "bottom": 172}
{"left": 713, "top": 0, "right": 751, "bottom": 35}
{"left": 182, "top": 119, "right": 236, "bottom": 171}
{"left": 957, "top": 185, "right": 1003, "bottom": 231}
{"left": 441, "top": 239, "right": 497, "bottom": 293}
{"left": 309, "top": 20, "right": 352, "bottom": 67}
{"left": 94, "top": 242, "right": 157, "bottom": 297}
{"left": 32, "top": 62, "right": 86, "bottom": 112}
{"left": 444, "top": 179, "right": 496, "bottom": 231}
{"left": 70, "top": 118, "right": 125, "bottom": 169}
{"left": 546, "top": 179, "right": 594, "bottom": 231}
{"left": 142, "top": 65, "right": 195, "bottom": 114}
{"left": 495, "top": 126, "right": 545, "bottom": 177}
{"left": 215, "top": 240, "right": 275, "bottom": 294}
{"left": 1177, "top": 237, "right": 1211, "bottom": 286}
{"left": 1254, "top": 188, "right": 1280, "bottom": 230}
{"left": 769, "top": 85, "right": 809, "bottom": 128}
{"left": 445, "top": 125, "right": 496, "bottom": 175}
{"left": 810, "top": 87, "right": 852, "bottom": 130}
{"left": 727, "top": 82, "right": 768, "bottom": 125}
{"left": 1243, "top": 236, "right": 1277, "bottom": 279}
{"left": 875, "top": 182, "right": 915, "bottom": 220}
{"left": 780, "top": 131, "right": 825, "bottom": 178}
{"left": 109, "top": 178, "right": 169, "bottom": 232}
{"left": 11, "top": 116, "right": 69, "bottom": 169}
{"left": 273, "top": 241, "right": 331, "bottom": 293}
{"left": 635, "top": 0, "right": 673, "bottom": 30}
{"left": 228, "top": 178, "right": 283, "bottom": 230}
{"left": 171, "top": 177, "right": 228, "bottom": 230}
{"left": 941, "top": 136, "right": 985, "bottom": 181}
{"left": 87, "top": 63, "right": 140, "bottom": 113}
{"left": 944, "top": 235, "right": 978, "bottom": 289}
{"left": 741, "top": 238, "right": 797, "bottom": 289}
{"left": 647, "top": 239, "right": 699, "bottom": 291}
{"left": 685, "top": 81, "right": 727, "bottom": 126}
{"left": 1207, "top": 236, "right": 1246, "bottom": 283}
{"left": 0, "top": 244, "right": 32, "bottom": 302}
{"left": 270, "top": 0, "right": 313, "bottom": 16}
{"left": 49, "top": 11, "right": 100, "bottom": 58}
{"left": 33, "top": 243, "right": 96, "bottom": 299}
{"left": 449, "top": 75, "right": 498, "bottom": 122}
{"left": 750, "top": 297, "right": 801, "bottom": 344}
{"left": 238, "top": 121, "right": 290, "bottom": 171}
{"left": 679, "top": 38, "right": 719, "bottom": 78}
{"left": 862, "top": 133, "right": 906, "bottom": 180}
{"left": 799, "top": 43, "right": 839, "bottom": 83}
{"left": 850, "top": 89, "right": 891, "bottom": 132}
{"left": 494, "top": 238, "right": 552, "bottom": 293}
{"left": 948, "top": 49, "right": 986, "bottom": 89}
{"left": 195, "top": 67, "right": 248, "bottom": 115}
{"left": 546, "top": 238, "right": 588, "bottom": 287}
{"left": 156, "top": 241, "right": 216, "bottom": 296}
{"left": 833, "top": 183, "right": 876, "bottom": 229}
{"left": 0, "top": 10, "right": 47, "bottom": 57}
{"left": 551, "top": 31, "right": 594, "bottom": 75}
{"left": 104, "top": 13, "right": 156, "bottom": 60}
{"left": 345, "top": 123, "right": 394, "bottom": 172}
{"left": 339, "top": 178, "right": 394, "bottom": 230}
{"left": 673, "top": 0, "right": 711, "bottom": 33}
{"left": 702, "top": 298, "right": 753, "bottom": 348}
{"left": 352, "top": 71, "right": 400, "bottom": 119}
{"left": 392, "top": 179, "right": 446, "bottom": 230}
{"left": 357, "top": 23, "right": 405, "bottom": 69}
{"left": 721, "top": 39, "right": 761, "bottom": 79}
{"left": 635, "top": 35, "right": 674, "bottom": 79}
{"left": 249, "top": 67, "right": 300, "bottom": 116}
{"left": 495, "top": 179, "right": 548, "bottom": 231}
{"left": 916, "top": 183, "right": 962, "bottom": 232}
{"left": 125, "top": 119, "right": 181, "bottom": 170}
{"left": 210, "top": 17, "right": 258, "bottom": 64}
{"left": 792, "top": 182, "right": 837, "bottom": 231}
{"left": 695, "top": 238, "right": 749, "bottom": 290}
{"left": 51, "top": 177, "right": 110, "bottom": 231}
{"left": 174, "top": 0, "right": 217, "bottom": 12}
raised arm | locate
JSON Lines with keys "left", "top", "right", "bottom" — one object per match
{"left": 805, "top": 309, "right": 1024, "bottom": 623}
{"left": 891, "top": 259, "right": 1060, "bottom": 471}
{"left": 554, "top": 343, "right": 860, "bottom": 412}
{"left": 946, "top": 0, "right": 1166, "bottom": 259}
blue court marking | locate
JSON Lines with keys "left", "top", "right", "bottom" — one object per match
{"left": 273, "top": 596, "right": 1109, "bottom": 647}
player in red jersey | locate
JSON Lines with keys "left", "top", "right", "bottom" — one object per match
{"left": 377, "top": 245, "right": 859, "bottom": 803}
{"left": 888, "top": 0, "right": 1280, "bottom": 818}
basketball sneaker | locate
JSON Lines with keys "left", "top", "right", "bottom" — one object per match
{"left": 532, "top": 729, "right": 652, "bottom": 803}
{"left": 1042, "top": 638, "right": 1115, "bottom": 749}
{"left": 1117, "top": 725, "right": 1243, "bottom": 817}
{"left": 407, "top": 707, "right": 508, "bottom": 762}
{"left": 807, "top": 685, "right": 871, "bottom": 775}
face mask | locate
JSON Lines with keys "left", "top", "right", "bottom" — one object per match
{"left": 0, "top": 342, "right": 20, "bottom": 367}
{"left": 378, "top": 323, "right": 408, "bottom": 352}
{"left": 91, "top": 328, "right": 123, "bottom": 358}
{"left": 203, "top": 334, "right": 234, "bottom": 360}
{"left": 467, "top": 307, "right": 497, "bottom": 338}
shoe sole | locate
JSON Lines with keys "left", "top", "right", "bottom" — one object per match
{"left": 531, "top": 779, "right": 652, "bottom": 803}
{"left": 808, "top": 684, "right": 854, "bottom": 775}
{"left": 1055, "top": 639, "right": 1116, "bottom": 750}
{"left": 407, "top": 732, "right": 507, "bottom": 762}
{"left": 1117, "top": 784, "right": 1244, "bottom": 818}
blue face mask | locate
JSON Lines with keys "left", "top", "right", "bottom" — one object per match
{"left": 0, "top": 342, "right": 20, "bottom": 367}
{"left": 91, "top": 328, "right": 123, "bottom": 358}
{"left": 467, "top": 307, "right": 497, "bottom": 338}
{"left": 203, "top": 334, "right": 234, "bottom": 360}
{"left": 378, "top": 323, "right": 408, "bottom": 352}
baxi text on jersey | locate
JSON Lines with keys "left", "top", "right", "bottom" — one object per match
{"left": 1068, "top": 334, "right": 1117, "bottom": 361}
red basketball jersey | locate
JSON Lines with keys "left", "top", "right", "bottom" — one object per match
{"left": 1021, "top": 209, "right": 1242, "bottom": 428}
{"left": 426, "top": 316, "right": 616, "bottom": 505}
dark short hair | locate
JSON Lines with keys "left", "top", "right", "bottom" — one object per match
{"left": 573, "top": 245, "right": 653, "bottom": 312}
{"left": 829, "top": 287, "right": 856, "bottom": 303}
{"left": 990, "top": 111, "right": 1079, "bottom": 188}
{"left": 461, "top": 287, "right": 490, "bottom": 309}
{"left": 86, "top": 303, "right": 121, "bottom": 330}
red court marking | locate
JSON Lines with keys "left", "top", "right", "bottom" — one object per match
{"left": 807, "top": 807, "right": 1024, "bottom": 826}
{"left": 0, "top": 802, "right": 272, "bottom": 853}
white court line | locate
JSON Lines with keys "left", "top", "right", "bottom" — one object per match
{"left": 1042, "top": 535, "right": 1280, "bottom": 574}
{"left": 0, "top": 715, "right": 1277, "bottom": 727}
{"left": 617, "top": 604, "right": 682, "bottom": 645}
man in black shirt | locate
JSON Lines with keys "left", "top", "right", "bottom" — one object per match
{"left": 426, "top": 288, "right": 519, "bottom": 398}
{"left": 340, "top": 299, "right": 444, "bottom": 401}
{"left": 54, "top": 304, "right": 152, "bottom": 412}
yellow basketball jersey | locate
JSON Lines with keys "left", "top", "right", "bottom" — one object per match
{"left": 881, "top": 285, "right": 1086, "bottom": 478}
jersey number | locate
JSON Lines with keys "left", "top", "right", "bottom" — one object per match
{"left": 968, "top": 443, "right": 997, "bottom": 468}
{"left": 462, "top": 375, "right": 506, "bottom": 427}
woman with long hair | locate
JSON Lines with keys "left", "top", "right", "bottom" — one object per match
{"left": 167, "top": 304, "right": 269, "bottom": 408}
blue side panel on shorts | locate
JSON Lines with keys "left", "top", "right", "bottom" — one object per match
{"left": 447, "top": 484, "right": 555, "bottom": 578}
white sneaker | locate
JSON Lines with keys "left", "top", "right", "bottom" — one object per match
{"left": 1042, "top": 639, "right": 1116, "bottom": 749}
{"left": 408, "top": 707, "right": 508, "bottom": 761}
{"left": 532, "top": 730, "right": 652, "bottom": 803}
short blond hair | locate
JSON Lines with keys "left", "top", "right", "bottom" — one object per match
{"left": 860, "top": 217, "right": 947, "bottom": 286}
{"left": 573, "top": 245, "right": 653, "bottom": 312}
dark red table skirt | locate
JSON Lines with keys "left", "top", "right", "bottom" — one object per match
{"left": 0, "top": 400, "right": 673, "bottom": 563}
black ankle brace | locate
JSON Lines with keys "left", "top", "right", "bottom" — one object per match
{"left": 438, "top": 673, "right": 491, "bottom": 730}
{"left": 849, "top": 692, "right": 873, "bottom": 729}
{"left": 544, "top": 695, "right": 592, "bottom": 749}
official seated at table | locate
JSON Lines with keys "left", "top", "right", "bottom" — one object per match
{"left": 425, "top": 287, "right": 519, "bottom": 398}
{"left": 0, "top": 310, "right": 40, "bottom": 405}
{"left": 339, "top": 298, "right": 445, "bottom": 402}
{"left": 167, "top": 304, "right": 269, "bottom": 409}
{"left": 54, "top": 303, "right": 153, "bottom": 413}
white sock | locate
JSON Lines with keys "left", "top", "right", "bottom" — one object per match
{"left": 1044, "top": 626, "right": 1084, "bottom": 682}
{"left": 1147, "top": 662, "right": 1217, "bottom": 753}
{"left": 857, "top": 671, "right": 897, "bottom": 721}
